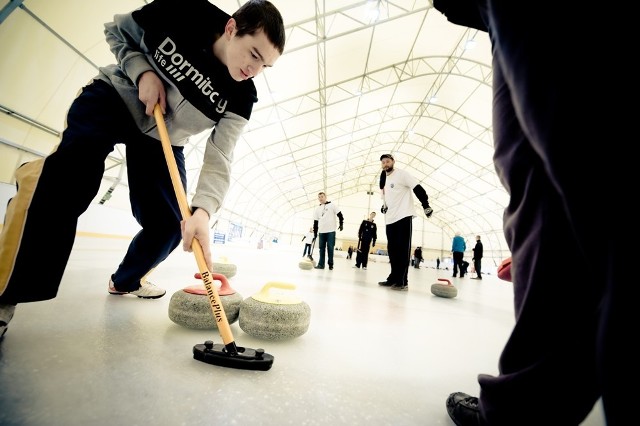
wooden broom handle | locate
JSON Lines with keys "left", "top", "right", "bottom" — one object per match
{"left": 153, "top": 105, "right": 235, "bottom": 345}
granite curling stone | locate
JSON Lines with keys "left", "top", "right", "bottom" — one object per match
{"left": 194, "top": 256, "right": 237, "bottom": 279}
{"left": 430, "top": 278, "right": 458, "bottom": 298}
{"left": 169, "top": 273, "right": 243, "bottom": 329}
{"left": 298, "top": 257, "right": 314, "bottom": 270}
{"left": 239, "top": 282, "right": 311, "bottom": 340}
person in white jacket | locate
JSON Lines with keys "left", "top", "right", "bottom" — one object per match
{"left": 312, "top": 192, "right": 344, "bottom": 270}
{"left": 301, "top": 227, "right": 315, "bottom": 259}
{"left": 377, "top": 154, "right": 433, "bottom": 291}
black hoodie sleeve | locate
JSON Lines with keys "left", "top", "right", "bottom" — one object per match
{"left": 412, "top": 184, "right": 430, "bottom": 209}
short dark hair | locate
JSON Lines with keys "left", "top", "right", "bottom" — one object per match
{"left": 233, "top": 0, "right": 286, "bottom": 54}
{"left": 380, "top": 153, "right": 394, "bottom": 161}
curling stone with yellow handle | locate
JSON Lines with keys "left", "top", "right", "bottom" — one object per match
{"left": 239, "top": 282, "right": 311, "bottom": 340}
{"left": 168, "top": 273, "right": 243, "bottom": 329}
{"left": 298, "top": 257, "right": 314, "bottom": 270}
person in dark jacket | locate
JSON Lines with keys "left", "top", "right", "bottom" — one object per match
{"left": 413, "top": 247, "right": 423, "bottom": 269}
{"left": 354, "top": 211, "right": 377, "bottom": 270}
{"left": 471, "top": 235, "right": 483, "bottom": 279}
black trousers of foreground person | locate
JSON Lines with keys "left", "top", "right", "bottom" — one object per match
{"left": 0, "top": 80, "right": 185, "bottom": 304}
{"left": 472, "top": 1, "right": 628, "bottom": 425}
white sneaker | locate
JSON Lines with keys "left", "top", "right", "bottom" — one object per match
{"left": 363, "top": 267, "right": 367, "bottom": 270}
{"left": 108, "top": 278, "right": 166, "bottom": 299}
{"left": 1, "top": 304, "right": 16, "bottom": 339}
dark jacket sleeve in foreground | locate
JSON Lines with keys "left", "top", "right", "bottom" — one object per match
{"left": 337, "top": 212, "right": 344, "bottom": 227}
{"left": 433, "top": 0, "right": 488, "bottom": 32}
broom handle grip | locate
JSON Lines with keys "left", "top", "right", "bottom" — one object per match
{"left": 153, "top": 105, "right": 235, "bottom": 346}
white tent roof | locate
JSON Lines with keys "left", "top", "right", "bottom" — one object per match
{"left": 0, "top": 1, "right": 509, "bottom": 258}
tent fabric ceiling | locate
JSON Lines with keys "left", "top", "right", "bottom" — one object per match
{"left": 0, "top": 0, "right": 510, "bottom": 257}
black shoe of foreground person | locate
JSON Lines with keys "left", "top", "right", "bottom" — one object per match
{"left": 389, "top": 284, "right": 408, "bottom": 291}
{"left": 0, "top": 304, "right": 16, "bottom": 340}
{"left": 446, "top": 392, "right": 482, "bottom": 426}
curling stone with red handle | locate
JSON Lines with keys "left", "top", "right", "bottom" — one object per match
{"left": 430, "top": 278, "right": 458, "bottom": 298}
{"left": 168, "top": 273, "right": 243, "bottom": 329}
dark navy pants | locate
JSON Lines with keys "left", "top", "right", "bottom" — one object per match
{"left": 316, "top": 231, "right": 335, "bottom": 268}
{"left": 0, "top": 80, "right": 185, "bottom": 303}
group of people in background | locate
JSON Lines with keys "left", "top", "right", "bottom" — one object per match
{"left": 302, "top": 227, "right": 483, "bottom": 279}
{"left": 305, "top": 154, "right": 432, "bottom": 291}
{"left": 450, "top": 233, "right": 483, "bottom": 279}
{"left": 298, "top": 154, "right": 490, "bottom": 288}
{"left": 304, "top": 154, "right": 487, "bottom": 285}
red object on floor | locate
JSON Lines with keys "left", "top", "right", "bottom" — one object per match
{"left": 497, "top": 257, "right": 512, "bottom": 282}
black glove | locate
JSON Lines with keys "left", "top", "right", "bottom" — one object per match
{"left": 381, "top": 205, "right": 388, "bottom": 214}
{"left": 424, "top": 206, "right": 433, "bottom": 218}
{"left": 338, "top": 224, "right": 343, "bottom": 231}
{"left": 372, "top": 241, "right": 376, "bottom": 247}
